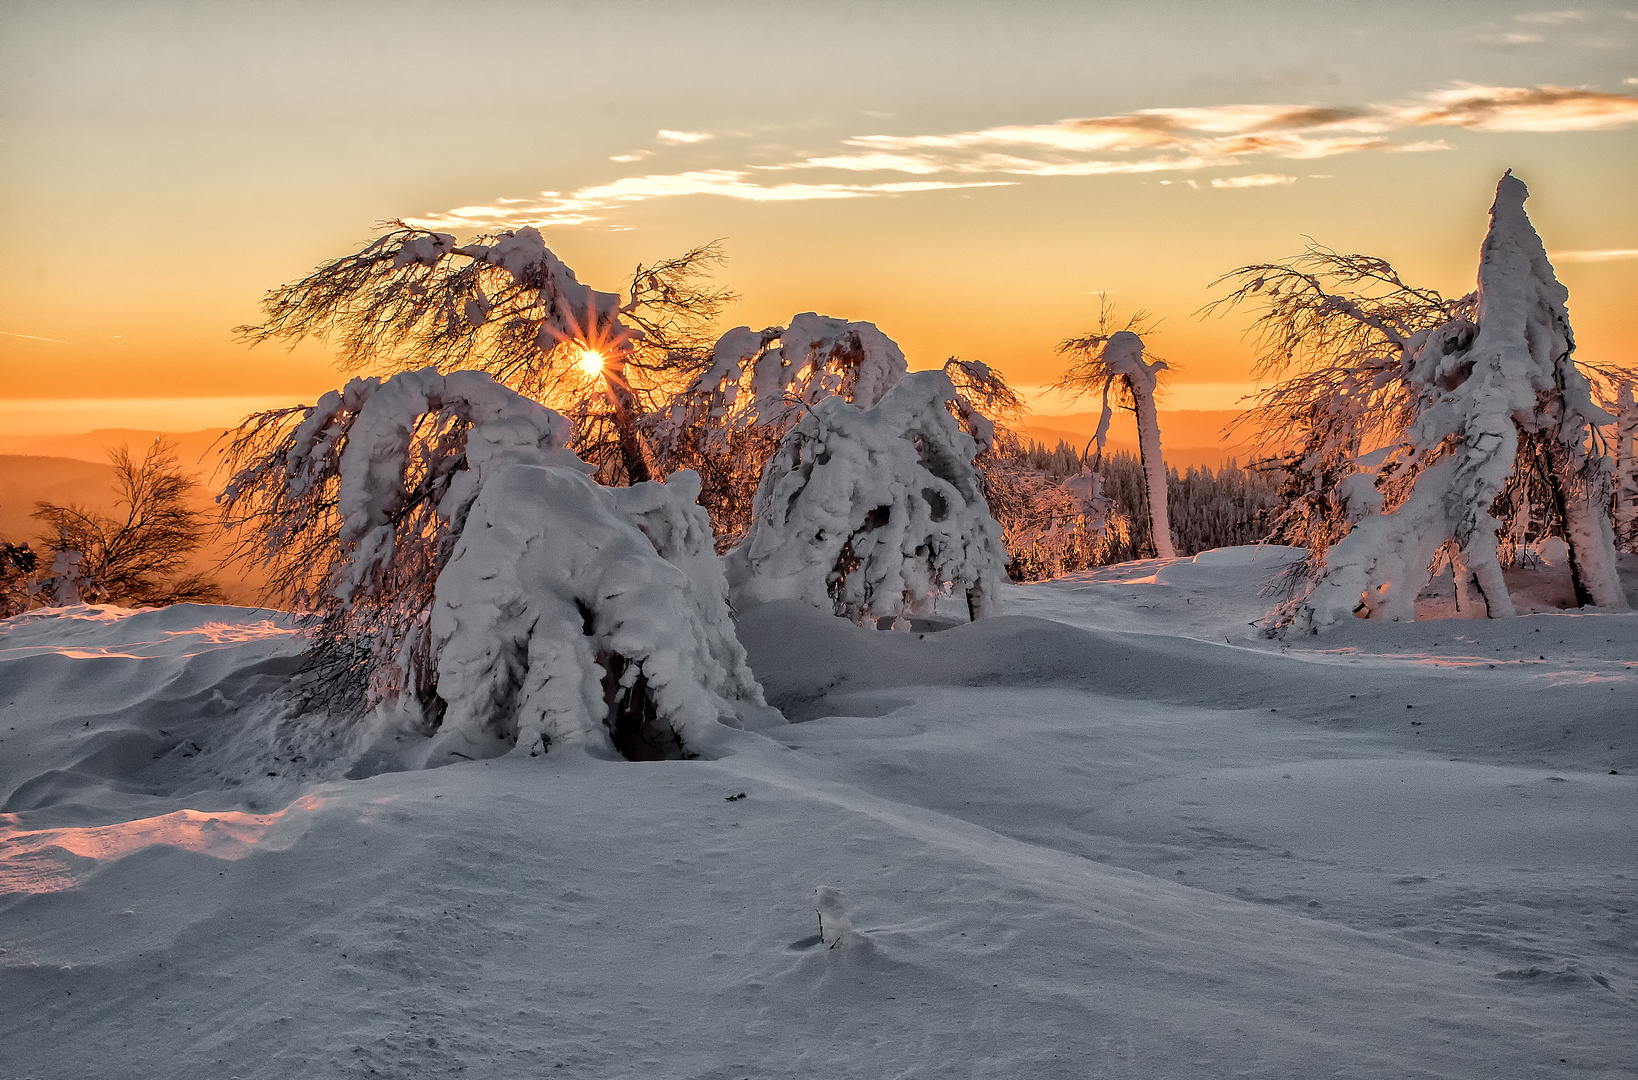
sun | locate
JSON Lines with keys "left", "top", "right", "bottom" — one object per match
{"left": 575, "top": 347, "right": 605, "bottom": 376}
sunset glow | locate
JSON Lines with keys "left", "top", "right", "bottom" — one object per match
{"left": 0, "top": 2, "right": 1633, "bottom": 437}
{"left": 0, "top": 795, "right": 326, "bottom": 896}
{"left": 576, "top": 348, "right": 607, "bottom": 377}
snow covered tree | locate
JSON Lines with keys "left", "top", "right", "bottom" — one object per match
{"left": 652, "top": 313, "right": 911, "bottom": 545}
{"left": 430, "top": 466, "right": 768, "bottom": 761}
{"left": 1208, "top": 244, "right": 1472, "bottom": 577}
{"left": 237, "top": 222, "right": 732, "bottom": 486}
{"left": 220, "top": 367, "right": 767, "bottom": 758}
{"left": 1055, "top": 308, "right": 1177, "bottom": 559}
{"left": 1262, "top": 173, "right": 1629, "bottom": 630}
{"left": 725, "top": 369, "right": 1009, "bottom": 624}
{"left": 1591, "top": 368, "right": 1638, "bottom": 550}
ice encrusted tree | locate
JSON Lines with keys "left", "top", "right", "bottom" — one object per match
{"left": 1276, "top": 173, "right": 1629, "bottom": 630}
{"left": 653, "top": 313, "right": 911, "bottom": 545}
{"left": 1593, "top": 369, "right": 1638, "bottom": 549}
{"left": 221, "top": 368, "right": 767, "bottom": 759}
{"left": 652, "top": 313, "right": 1017, "bottom": 547}
{"left": 724, "top": 369, "right": 1009, "bottom": 624}
{"left": 1209, "top": 243, "right": 1471, "bottom": 576}
{"left": 1055, "top": 310, "right": 1177, "bottom": 559}
{"left": 237, "top": 222, "right": 732, "bottom": 486}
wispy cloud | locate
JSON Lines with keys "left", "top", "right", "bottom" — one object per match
{"left": 1515, "top": 10, "right": 1585, "bottom": 23}
{"left": 765, "top": 83, "right": 1633, "bottom": 182}
{"left": 1401, "top": 84, "right": 1638, "bottom": 131}
{"left": 1549, "top": 248, "right": 1638, "bottom": 262}
{"left": 407, "top": 82, "right": 1638, "bottom": 230}
{"left": 404, "top": 171, "right": 1013, "bottom": 231}
{"left": 1211, "top": 173, "right": 1296, "bottom": 188}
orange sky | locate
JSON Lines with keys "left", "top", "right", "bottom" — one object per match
{"left": 2, "top": 1, "right": 1635, "bottom": 434}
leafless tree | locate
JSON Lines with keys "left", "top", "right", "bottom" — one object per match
{"left": 1204, "top": 245, "right": 1476, "bottom": 576}
{"left": 236, "top": 222, "right": 733, "bottom": 486}
{"left": 18, "top": 440, "right": 225, "bottom": 609}
{"left": 1054, "top": 299, "right": 1176, "bottom": 558}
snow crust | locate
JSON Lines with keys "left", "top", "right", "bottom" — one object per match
{"left": 2, "top": 553, "right": 1635, "bottom": 1077}
{"left": 725, "top": 370, "right": 1009, "bottom": 623}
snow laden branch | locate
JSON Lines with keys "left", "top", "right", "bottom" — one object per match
{"left": 1205, "top": 248, "right": 1476, "bottom": 571}
{"left": 431, "top": 466, "right": 769, "bottom": 761}
{"left": 653, "top": 313, "right": 912, "bottom": 546}
{"left": 220, "top": 369, "right": 767, "bottom": 759}
{"left": 725, "top": 370, "right": 1009, "bottom": 625}
{"left": 237, "top": 222, "right": 733, "bottom": 486}
{"left": 652, "top": 316, "right": 1023, "bottom": 557}
{"left": 1286, "top": 173, "right": 1628, "bottom": 631}
{"left": 1055, "top": 319, "right": 1177, "bottom": 560}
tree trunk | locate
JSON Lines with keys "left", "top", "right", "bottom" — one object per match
{"left": 1536, "top": 434, "right": 1628, "bottom": 609}
{"left": 1129, "top": 379, "right": 1176, "bottom": 560}
{"left": 601, "top": 357, "right": 651, "bottom": 485}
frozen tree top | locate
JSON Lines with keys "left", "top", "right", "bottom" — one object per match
{"left": 689, "top": 314, "right": 909, "bottom": 427}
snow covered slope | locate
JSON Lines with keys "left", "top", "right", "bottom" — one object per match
{"left": 2, "top": 551, "right": 1634, "bottom": 1078}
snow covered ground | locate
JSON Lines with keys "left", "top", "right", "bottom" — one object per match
{"left": 1, "top": 547, "right": 1634, "bottom": 1078}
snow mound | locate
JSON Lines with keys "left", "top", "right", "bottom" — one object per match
{"left": 0, "top": 605, "right": 309, "bottom": 821}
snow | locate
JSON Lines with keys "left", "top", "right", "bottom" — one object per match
{"left": 688, "top": 313, "right": 909, "bottom": 428}
{"left": 453, "top": 227, "right": 628, "bottom": 348}
{"left": 3, "top": 552, "right": 1636, "bottom": 1077}
{"left": 429, "top": 465, "right": 770, "bottom": 762}
{"left": 1099, "top": 330, "right": 1176, "bottom": 560}
{"left": 725, "top": 370, "right": 1009, "bottom": 624}
{"left": 1292, "top": 174, "right": 1628, "bottom": 630}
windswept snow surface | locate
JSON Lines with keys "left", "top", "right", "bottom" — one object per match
{"left": 2, "top": 551, "right": 1635, "bottom": 1078}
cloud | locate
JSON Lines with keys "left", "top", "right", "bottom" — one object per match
{"left": 1397, "top": 84, "right": 1638, "bottom": 131}
{"left": 1211, "top": 173, "right": 1297, "bottom": 188}
{"left": 1549, "top": 248, "right": 1638, "bottom": 262}
{"left": 760, "top": 83, "right": 1632, "bottom": 185}
{"left": 403, "top": 172, "right": 1013, "bottom": 230}
{"left": 1515, "top": 10, "right": 1584, "bottom": 23}
{"left": 407, "top": 82, "right": 1638, "bottom": 229}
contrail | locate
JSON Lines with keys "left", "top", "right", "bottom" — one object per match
{"left": 0, "top": 330, "right": 70, "bottom": 344}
